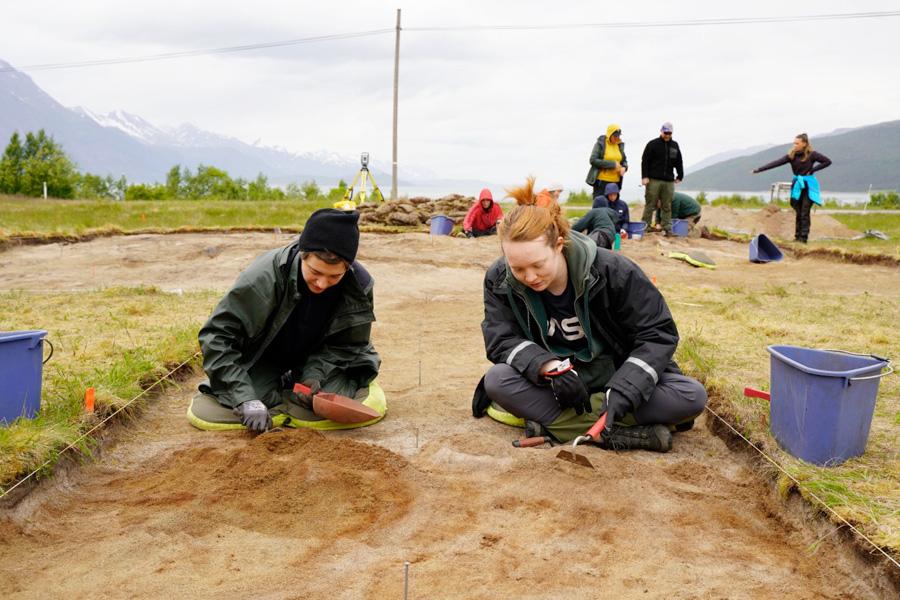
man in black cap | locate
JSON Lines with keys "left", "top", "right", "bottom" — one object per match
{"left": 191, "top": 208, "right": 382, "bottom": 432}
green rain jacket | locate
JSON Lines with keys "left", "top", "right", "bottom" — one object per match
{"left": 584, "top": 125, "right": 628, "bottom": 186}
{"left": 198, "top": 241, "right": 380, "bottom": 408}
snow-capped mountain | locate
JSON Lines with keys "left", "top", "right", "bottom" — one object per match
{"left": 0, "top": 58, "right": 390, "bottom": 184}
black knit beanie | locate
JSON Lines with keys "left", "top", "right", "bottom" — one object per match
{"left": 298, "top": 209, "right": 360, "bottom": 263}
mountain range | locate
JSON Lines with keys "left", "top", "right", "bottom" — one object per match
{"left": 0, "top": 58, "right": 411, "bottom": 185}
{"left": 3, "top": 57, "right": 897, "bottom": 193}
{"left": 686, "top": 120, "right": 900, "bottom": 192}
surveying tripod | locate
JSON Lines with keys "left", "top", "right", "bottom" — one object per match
{"left": 336, "top": 152, "right": 384, "bottom": 210}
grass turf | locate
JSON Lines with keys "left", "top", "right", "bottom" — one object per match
{"left": 0, "top": 196, "right": 333, "bottom": 238}
{"left": 0, "top": 287, "right": 220, "bottom": 489}
{"left": 671, "top": 281, "right": 899, "bottom": 552}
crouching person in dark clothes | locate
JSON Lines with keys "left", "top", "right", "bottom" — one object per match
{"left": 571, "top": 206, "right": 619, "bottom": 250}
{"left": 189, "top": 209, "right": 384, "bottom": 432}
{"left": 472, "top": 177, "right": 706, "bottom": 452}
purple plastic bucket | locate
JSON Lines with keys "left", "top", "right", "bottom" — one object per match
{"left": 0, "top": 330, "right": 50, "bottom": 424}
{"left": 430, "top": 215, "right": 454, "bottom": 236}
{"left": 767, "top": 345, "right": 891, "bottom": 465}
{"left": 672, "top": 219, "right": 689, "bottom": 237}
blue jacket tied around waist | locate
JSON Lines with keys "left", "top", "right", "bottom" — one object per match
{"left": 792, "top": 175, "right": 821, "bottom": 205}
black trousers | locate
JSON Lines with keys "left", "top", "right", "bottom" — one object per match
{"left": 790, "top": 188, "right": 813, "bottom": 242}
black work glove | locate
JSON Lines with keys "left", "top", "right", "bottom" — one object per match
{"left": 602, "top": 389, "right": 630, "bottom": 433}
{"left": 279, "top": 370, "right": 294, "bottom": 390}
{"left": 544, "top": 363, "right": 591, "bottom": 416}
{"left": 234, "top": 400, "right": 272, "bottom": 432}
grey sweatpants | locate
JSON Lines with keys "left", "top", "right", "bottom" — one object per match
{"left": 483, "top": 363, "right": 707, "bottom": 426}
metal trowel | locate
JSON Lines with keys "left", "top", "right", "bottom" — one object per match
{"left": 556, "top": 412, "right": 607, "bottom": 469}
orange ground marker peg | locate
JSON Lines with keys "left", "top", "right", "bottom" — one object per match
{"left": 651, "top": 275, "right": 658, "bottom": 285}
{"left": 84, "top": 387, "right": 95, "bottom": 413}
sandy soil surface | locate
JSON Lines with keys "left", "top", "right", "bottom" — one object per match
{"left": 0, "top": 231, "right": 896, "bottom": 599}
{"left": 698, "top": 205, "right": 859, "bottom": 240}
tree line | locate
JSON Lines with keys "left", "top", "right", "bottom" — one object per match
{"left": 0, "top": 130, "right": 345, "bottom": 202}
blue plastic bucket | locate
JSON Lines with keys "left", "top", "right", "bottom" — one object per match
{"left": 766, "top": 345, "right": 891, "bottom": 465}
{"left": 0, "top": 330, "right": 50, "bottom": 424}
{"left": 672, "top": 219, "right": 689, "bottom": 237}
{"left": 430, "top": 214, "right": 454, "bottom": 236}
{"left": 625, "top": 221, "right": 647, "bottom": 240}
{"left": 750, "top": 234, "right": 783, "bottom": 263}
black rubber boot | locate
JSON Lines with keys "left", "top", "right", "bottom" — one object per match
{"left": 674, "top": 419, "right": 695, "bottom": 432}
{"left": 599, "top": 424, "right": 673, "bottom": 453}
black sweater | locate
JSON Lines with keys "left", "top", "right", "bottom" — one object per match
{"left": 754, "top": 151, "right": 832, "bottom": 176}
{"left": 641, "top": 137, "right": 684, "bottom": 182}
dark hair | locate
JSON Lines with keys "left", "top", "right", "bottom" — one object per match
{"left": 300, "top": 250, "right": 349, "bottom": 268}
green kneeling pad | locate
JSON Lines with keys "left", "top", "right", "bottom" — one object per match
{"left": 484, "top": 394, "right": 698, "bottom": 441}
{"left": 187, "top": 381, "right": 387, "bottom": 431}
{"left": 486, "top": 402, "right": 526, "bottom": 428}
{"left": 668, "top": 250, "right": 717, "bottom": 270}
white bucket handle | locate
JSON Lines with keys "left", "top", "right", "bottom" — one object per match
{"left": 849, "top": 365, "right": 893, "bottom": 381}
{"left": 823, "top": 348, "right": 892, "bottom": 382}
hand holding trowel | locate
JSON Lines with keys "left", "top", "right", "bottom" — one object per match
{"left": 293, "top": 382, "right": 380, "bottom": 424}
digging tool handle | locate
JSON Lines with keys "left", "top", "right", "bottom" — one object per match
{"left": 585, "top": 412, "right": 608, "bottom": 441}
{"left": 743, "top": 387, "right": 771, "bottom": 401}
{"left": 292, "top": 383, "right": 314, "bottom": 409}
{"left": 512, "top": 436, "right": 552, "bottom": 448}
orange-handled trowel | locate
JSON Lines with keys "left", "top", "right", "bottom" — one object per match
{"left": 556, "top": 411, "right": 608, "bottom": 469}
{"left": 293, "top": 383, "right": 381, "bottom": 424}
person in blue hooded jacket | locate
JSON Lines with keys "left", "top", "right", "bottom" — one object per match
{"left": 752, "top": 133, "right": 831, "bottom": 243}
{"left": 591, "top": 182, "right": 630, "bottom": 232}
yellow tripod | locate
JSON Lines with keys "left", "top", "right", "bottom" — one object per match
{"left": 335, "top": 152, "right": 384, "bottom": 210}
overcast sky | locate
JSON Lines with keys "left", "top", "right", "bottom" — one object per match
{"left": 3, "top": 1, "right": 899, "bottom": 194}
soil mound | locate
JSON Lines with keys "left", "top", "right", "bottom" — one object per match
{"left": 101, "top": 429, "right": 411, "bottom": 540}
{"left": 357, "top": 194, "right": 474, "bottom": 226}
{"left": 700, "top": 205, "right": 858, "bottom": 240}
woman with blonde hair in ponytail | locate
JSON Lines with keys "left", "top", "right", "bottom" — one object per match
{"left": 472, "top": 177, "right": 707, "bottom": 452}
{"left": 752, "top": 133, "right": 832, "bottom": 243}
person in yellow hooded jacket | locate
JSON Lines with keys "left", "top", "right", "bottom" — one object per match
{"left": 585, "top": 124, "right": 627, "bottom": 201}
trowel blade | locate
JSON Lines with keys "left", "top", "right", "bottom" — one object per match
{"left": 556, "top": 448, "right": 594, "bottom": 469}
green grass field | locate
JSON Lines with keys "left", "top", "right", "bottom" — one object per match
{"left": 824, "top": 212, "right": 900, "bottom": 256}
{"left": 669, "top": 281, "right": 898, "bottom": 551}
{"left": 0, "top": 288, "right": 220, "bottom": 488}
{"left": 0, "top": 196, "right": 333, "bottom": 238}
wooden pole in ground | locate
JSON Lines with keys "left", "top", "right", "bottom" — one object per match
{"left": 391, "top": 8, "right": 401, "bottom": 201}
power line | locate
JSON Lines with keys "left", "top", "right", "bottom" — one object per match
{"left": 406, "top": 10, "right": 900, "bottom": 32}
{"left": 1, "top": 29, "right": 394, "bottom": 73}
{"left": 1, "top": 10, "right": 897, "bottom": 74}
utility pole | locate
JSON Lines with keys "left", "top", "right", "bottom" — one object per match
{"left": 391, "top": 8, "right": 401, "bottom": 201}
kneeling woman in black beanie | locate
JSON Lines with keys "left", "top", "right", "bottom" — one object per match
{"left": 194, "top": 209, "right": 383, "bottom": 432}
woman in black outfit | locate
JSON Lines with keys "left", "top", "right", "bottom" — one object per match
{"left": 752, "top": 133, "right": 831, "bottom": 243}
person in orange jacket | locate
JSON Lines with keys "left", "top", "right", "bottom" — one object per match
{"left": 463, "top": 188, "right": 504, "bottom": 237}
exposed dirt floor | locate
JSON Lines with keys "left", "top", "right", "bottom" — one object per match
{"left": 1, "top": 226, "right": 898, "bottom": 599}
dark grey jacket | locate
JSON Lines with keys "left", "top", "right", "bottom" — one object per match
{"left": 199, "top": 241, "right": 380, "bottom": 408}
{"left": 481, "top": 231, "right": 681, "bottom": 411}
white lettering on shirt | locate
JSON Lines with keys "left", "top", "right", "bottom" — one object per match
{"left": 547, "top": 316, "right": 586, "bottom": 342}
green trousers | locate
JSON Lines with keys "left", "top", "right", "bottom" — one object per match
{"left": 641, "top": 179, "right": 675, "bottom": 232}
